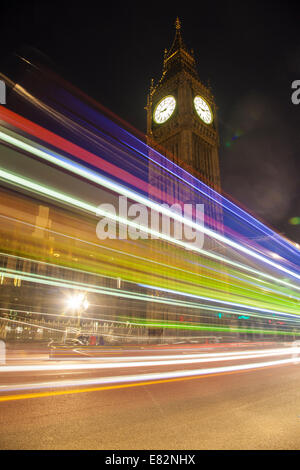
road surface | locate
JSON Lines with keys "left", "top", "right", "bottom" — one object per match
{"left": 0, "top": 342, "right": 300, "bottom": 449}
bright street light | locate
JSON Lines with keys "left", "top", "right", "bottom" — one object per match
{"left": 66, "top": 292, "right": 89, "bottom": 328}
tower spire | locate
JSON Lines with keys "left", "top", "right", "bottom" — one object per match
{"left": 162, "top": 17, "right": 198, "bottom": 79}
{"left": 174, "top": 17, "right": 184, "bottom": 48}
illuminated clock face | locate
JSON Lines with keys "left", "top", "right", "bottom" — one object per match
{"left": 194, "top": 96, "right": 213, "bottom": 124}
{"left": 153, "top": 96, "right": 176, "bottom": 124}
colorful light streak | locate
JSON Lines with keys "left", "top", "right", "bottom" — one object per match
{"left": 0, "top": 72, "right": 299, "bottom": 345}
{"left": 1, "top": 210, "right": 300, "bottom": 341}
{"left": 2, "top": 262, "right": 300, "bottom": 321}
{"left": 1, "top": 212, "right": 300, "bottom": 336}
{"left": 1, "top": 347, "right": 300, "bottom": 373}
{"left": 0, "top": 125, "right": 299, "bottom": 282}
{"left": 0, "top": 348, "right": 299, "bottom": 396}
{"left": 1, "top": 216, "right": 299, "bottom": 305}
{"left": 1, "top": 88, "right": 298, "bottom": 266}
{"left": 0, "top": 166, "right": 299, "bottom": 300}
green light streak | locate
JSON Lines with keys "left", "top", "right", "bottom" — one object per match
{"left": 0, "top": 166, "right": 299, "bottom": 296}
{"left": 2, "top": 266, "right": 300, "bottom": 320}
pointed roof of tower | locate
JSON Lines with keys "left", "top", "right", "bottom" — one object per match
{"left": 165, "top": 17, "right": 188, "bottom": 58}
{"left": 162, "top": 18, "right": 198, "bottom": 80}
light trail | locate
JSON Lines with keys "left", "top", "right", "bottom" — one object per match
{"left": 0, "top": 78, "right": 300, "bottom": 345}
{"left": 2, "top": 262, "right": 300, "bottom": 320}
{"left": 3, "top": 254, "right": 300, "bottom": 318}
{"left": 1, "top": 97, "right": 298, "bottom": 265}
{"left": 0, "top": 351, "right": 299, "bottom": 396}
{"left": 1, "top": 290, "right": 299, "bottom": 328}
{"left": 1, "top": 166, "right": 300, "bottom": 301}
{"left": 0, "top": 125, "right": 299, "bottom": 282}
{"left": 2, "top": 217, "right": 300, "bottom": 306}
{"left": 138, "top": 283, "right": 300, "bottom": 319}
{"left": 1, "top": 346, "right": 299, "bottom": 372}
{"left": 2, "top": 312, "right": 300, "bottom": 338}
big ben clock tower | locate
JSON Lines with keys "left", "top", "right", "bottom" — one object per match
{"left": 145, "top": 19, "right": 225, "bottom": 338}
{"left": 146, "top": 17, "right": 221, "bottom": 197}
{"left": 146, "top": 18, "right": 223, "bottom": 335}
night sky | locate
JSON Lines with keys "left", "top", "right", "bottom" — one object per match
{"left": 1, "top": 1, "right": 299, "bottom": 242}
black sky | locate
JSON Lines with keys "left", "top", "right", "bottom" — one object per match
{"left": 1, "top": 1, "right": 300, "bottom": 242}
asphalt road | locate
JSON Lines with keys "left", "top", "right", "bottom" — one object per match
{"left": 1, "top": 344, "right": 300, "bottom": 450}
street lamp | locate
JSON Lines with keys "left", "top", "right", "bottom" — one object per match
{"left": 66, "top": 292, "right": 89, "bottom": 329}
